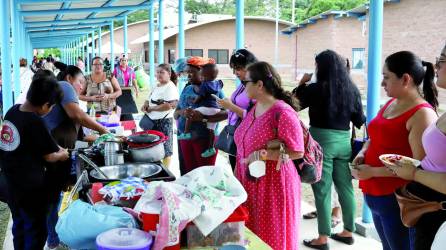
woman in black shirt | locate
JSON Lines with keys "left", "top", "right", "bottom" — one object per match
{"left": 295, "top": 50, "right": 365, "bottom": 250}
{"left": 0, "top": 77, "right": 69, "bottom": 250}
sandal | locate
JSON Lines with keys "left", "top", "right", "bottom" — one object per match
{"left": 330, "top": 233, "right": 354, "bottom": 245}
{"left": 303, "top": 239, "right": 329, "bottom": 250}
{"left": 331, "top": 218, "right": 341, "bottom": 228}
{"left": 303, "top": 211, "right": 318, "bottom": 219}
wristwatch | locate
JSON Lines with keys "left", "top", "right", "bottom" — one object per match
{"left": 202, "top": 118, "right": 208, "bottom": 123}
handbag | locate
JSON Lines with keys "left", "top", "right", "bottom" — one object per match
{"left": 215, "top": 123, "right": 238, "bottom": 156}
{"left": 215, "top": 87, "right": 249, "bottom": 156}
{"left": 395, "top": 184, "right": 446, "bottom": 227}
{"left": 271, "top": 113, "right": 323, "bottom": 184}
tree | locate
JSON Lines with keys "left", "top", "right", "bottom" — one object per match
{"left": 42, "top": 48, "right": 61, "bottom": 58}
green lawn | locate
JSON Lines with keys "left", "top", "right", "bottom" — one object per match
{"left": 0, "top": 202, "right": 10, "bottom": 247}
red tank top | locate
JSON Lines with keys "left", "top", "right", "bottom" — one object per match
{"left": 359, "top": 98, "right": 433, "bottom": 196}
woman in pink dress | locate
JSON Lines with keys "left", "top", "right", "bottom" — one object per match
{"left": 234, "top": 61, "right": 305, "bottom": 250}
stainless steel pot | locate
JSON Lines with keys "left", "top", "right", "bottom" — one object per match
{"left": 128, "top": 143, "right": 165, "bottom": 163}
{"left": 89, "top": 163, "right": 162, "bottom": 181}
{"left": 104, "top": 141, "right": 124, "bottom": 166}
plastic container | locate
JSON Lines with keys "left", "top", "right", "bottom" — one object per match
{"left": 140, "top": 212, "right": 180, "bottom": 250}
{"left": 91, "top": 182, "right": 104, "bottom": 204}
{"left": 186, "top": 206, "right": 249, "bottom": 248}
{"left": 96, "top": 228, "right": 153, "bottom": 250}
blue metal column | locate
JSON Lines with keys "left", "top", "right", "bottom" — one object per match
{"left": 85, "top": 35, "right": 90, "bottom": 73}
{"left": 235, "top": 0, "right": 244, "bottom": 50}
{"left": 158, "top": 0, "right": 164, "bottom": 64}
{"left": 148, "top": 3, "right": 155, "bottom": 87}
{"left": 123, "top": 15, "right": 128, "bottom": 57}
{"left": 87, "top": 34, "right": 91, "bottom": 72}
{"left": 178, "top": 0, "right": 185, "bottom": 58}
{"left": 235, "top": 0, "right": 244, "bottom": 86}
{"left": 362, "top": 0, "right": 384, "bottom": 224}
{"left": 11, "top": 6, "right": 21, "bottom": 101}
{"left": 110, "top": 21, "right": 115, "bottom": 73}
{"left": 1, "top": 0, "right": 13, "bottom": 111}
{"left": 91, "top": 30, "right": 96, "bottom": 57}
{"left": 98, "top": 27, "right": 102, "bottom": 57}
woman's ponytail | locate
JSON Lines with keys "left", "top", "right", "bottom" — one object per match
{"left": 273, "top": 88, "right": 300, "bottom": 112}
{"left": 421, "top": 60, "right": 439, "bottom": 110}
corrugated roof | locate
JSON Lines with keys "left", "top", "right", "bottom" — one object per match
{"left": 130, "top": 16, "right": 295, "bottom": 45}
{"left": 281, "top": 0, "right": 400, "bottom": 35}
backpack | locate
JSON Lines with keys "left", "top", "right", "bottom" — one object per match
{"left": 273, "top": 112, "right": 323, "bottom": 184}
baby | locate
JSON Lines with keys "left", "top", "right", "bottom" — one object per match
{"left": 178, "top": 63, "right": 223, "bottom": 158}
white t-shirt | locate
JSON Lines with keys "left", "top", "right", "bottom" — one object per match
{"left": 148, "top": 81, "right": 179, "bottom": 120}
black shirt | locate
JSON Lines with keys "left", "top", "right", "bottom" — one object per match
{"left": 293, "top": 82, "right": 365, "bottom": 130}
{"left": 0, "top": 105, "right": 59, "bottom": 203}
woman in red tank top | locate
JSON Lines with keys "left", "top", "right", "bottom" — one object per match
{"left": 351, "top": 51, "right": 438, "bottom": 250}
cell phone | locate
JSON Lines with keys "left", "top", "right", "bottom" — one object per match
{"left": 211, "top": 94, "right": 221, "bottom": 100}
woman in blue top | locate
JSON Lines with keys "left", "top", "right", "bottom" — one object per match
{"left": 174, "top": 57, "right": 227, "bottom": 174}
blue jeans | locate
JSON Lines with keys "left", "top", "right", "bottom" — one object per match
{"left": 365, "top": 194, "right": 413, "bottom": 250}
{"left": 46, "top": 194, "right": 62, "bottom": 247}
{"left": 8, "top": 201, "right": 48, "bottom": 250}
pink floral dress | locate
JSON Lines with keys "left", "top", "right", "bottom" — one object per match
{"left": 234, "top": 100, "right": 304, "bottom": 250}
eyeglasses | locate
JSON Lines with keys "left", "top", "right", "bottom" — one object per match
{"left": 241, "top": 79, "right": 253, "bottom": 86}
{"left": 93, "top": 63, "right": 103, "bottom": 66}
{"left": 436, "top": 55, "right": 446, "bottom": 68}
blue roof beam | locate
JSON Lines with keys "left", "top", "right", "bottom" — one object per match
{"left": 26, "top": 22, "right": 109, "bottom": 31}
{"left": 25, "top": 17, "right": 116, "bottom": 27}
{"left": 18, "top": 0, "right": 93, "bottom": 3}
{"left": 55, "top": 2, "right": 72, "bottom": 20}
{"left": 20, "top": 5, "right": 149, "bottom": 17}
{"left": 30, "top": 29, "right": 96, "bottom": 38}
{"left": 87, "top": 0, "right": 118, "bottom": 19}
{"left": 116, "top": 0, "right": 152, "bottom": 17}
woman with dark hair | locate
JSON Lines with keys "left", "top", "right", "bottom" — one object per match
{"left": 234, "top": 61, "right": 304, "bottom": 250}
{"left": 141, "top": 63, "right": 178, "bottom": 168}
{"left": 386, "top": 45, "right": 446, "bottom": 250}
{"left": 113, "top": 55, "right": 139, "bottom": 121}
{"left": 44, "top": 62, "right": 108, "bottom": 249}
{"left": 80, "top": 56, "right": 122, "bottom": 113}
{"left": 352, "top": 51, "right": 438, "bottom": 250}
{"left": 294, "top": 50, "right": 365, "bottom": 249}
{"left": 0, "top": 77, "right": 69, "bottom": 250}
{"left": 217, "top": 49, "right": 258, "bottom": 170}
{"left": 174, "top": 57, "right": 227, "bottom": 174}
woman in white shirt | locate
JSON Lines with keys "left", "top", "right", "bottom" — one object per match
{"left": 141, "top": 64, "right": 179, "bottom": 168}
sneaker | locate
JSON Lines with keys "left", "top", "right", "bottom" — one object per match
{"left": 177, "top": 133, "right": 192, "bottom": 140}
{"left": 201, "top": 148, "right": 216, "bottom": 158}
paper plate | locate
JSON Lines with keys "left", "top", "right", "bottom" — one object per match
{"left": 379, "top": 154, "right": 420, "bottom": 167}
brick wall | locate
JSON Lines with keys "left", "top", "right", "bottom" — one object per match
{"left": 145, "top": 19, "right": 295, "bottom": 80}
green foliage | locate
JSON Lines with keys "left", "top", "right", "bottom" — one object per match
{"left": 42, "top": 48, "right": 61, "bottom": 58}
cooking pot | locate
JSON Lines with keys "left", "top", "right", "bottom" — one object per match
{"left": 90, "top": 163, "right": 162, "bottom": 181}
{"left": 127, "top": 134, "right": 160, "bottom": 144}
{"left": 128, "top": 143, "right": 165, "bottom": 163}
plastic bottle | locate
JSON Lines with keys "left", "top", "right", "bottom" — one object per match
{"left": 89, "top": 103, "right": 96, "bottom": 118}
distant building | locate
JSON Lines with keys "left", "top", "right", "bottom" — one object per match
{"left": 282, "top": 0, "right": 446, "bottom": 106}
{"left": 97, "top": 16, "right": 295, "bottom": 80}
